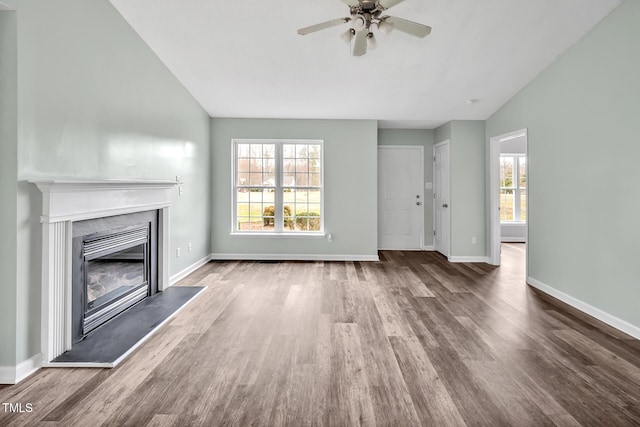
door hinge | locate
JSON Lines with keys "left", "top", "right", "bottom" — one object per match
{"left": 434, "top": 230, "right": 436, "bottom": 236}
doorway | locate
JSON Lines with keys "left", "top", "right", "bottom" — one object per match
{"left": 489, "top": 129, "right": 528, "bottom": 270}
{"left": 433, "top": 140, "right": 450, "bottom": 257}
{"left": 377, "top": 146, "right": 424, "bottom": 250}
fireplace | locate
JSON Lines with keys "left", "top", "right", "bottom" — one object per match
{"left": 31, "top": 179, "right": 176, "bottom": 364}
{"left": 71, "top": 211, "right": 158, "bottom": 343}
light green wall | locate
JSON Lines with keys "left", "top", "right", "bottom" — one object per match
{"left": 486, "top": 0, "right": 639, "bottom": 327}
{"left": 0, "top": 11, "right": 18, "bottom": 367}
{"left": 11, "top": 0, "right": 211, "bottom": 365}
{"left": 434, "top": 121, "right": 486, "bottom": 258}
{"left": 450, "top": 121, "right": 486, "bottom": 257}
{"left": 211, "top": 118, "right": 378, "bottom": 257}
{"left": 378, "top": 129, "right": 435, "bottom": 246}
{"left": 434, "top": 122, "right": 451, "bottom": 145}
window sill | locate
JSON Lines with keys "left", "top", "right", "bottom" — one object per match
{"left": 230, "top": 232, "right": 326, "bottom": 239}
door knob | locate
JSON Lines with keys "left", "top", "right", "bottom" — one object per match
{"left": 443, "top": 203, "right": 448, "bottom": 208}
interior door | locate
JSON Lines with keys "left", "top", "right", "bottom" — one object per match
{"left": 378, "top": 146, "right": 423, "bottom": 250}
{"left": 434, "top": 141, "right": 450, "bottom": 257}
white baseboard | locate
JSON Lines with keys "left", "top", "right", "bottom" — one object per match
{"left": 527, "top": 276, "right": 640, "bottom": 340}
{"left": 0, "top": 353, "right": 42, "bottom": 385}
{"left": 422, "top": 246, "right": 435, "bottom": 251}
{"left": 169, "top": 254, "right": 213, "bottom": 285}
{"left": 209, "top": 253, "right": 379, "bottom": 262}
{"left": 448, "top": 256, "right": 489, "bottom": 263}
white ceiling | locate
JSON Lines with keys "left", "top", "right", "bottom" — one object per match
{"left": 109, "top": 0, "right": 621, "bottom": 129}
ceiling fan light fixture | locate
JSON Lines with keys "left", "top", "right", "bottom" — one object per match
{"left": 366, "top": 32, "right": 377, "bottom": 49}
{"left": 378, "top": 18, "right": 394, "bottom": 34}
{"left": 340, "top": 28, "right": 355, "bottom": 44}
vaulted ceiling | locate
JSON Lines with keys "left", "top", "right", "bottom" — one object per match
{"left": 109, "top": 0, "right": 622, "bottom": 128}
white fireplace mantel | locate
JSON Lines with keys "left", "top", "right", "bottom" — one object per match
{"left": 30, "top": 179, "right": 177, "bottom": 364}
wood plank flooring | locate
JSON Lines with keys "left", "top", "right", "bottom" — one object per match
{"left": 2, "top": 244, "right": 640, "bottom": 426}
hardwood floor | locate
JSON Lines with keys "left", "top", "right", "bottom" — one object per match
{"left": 2, "top": 244, "right": 640, "bottom": 426}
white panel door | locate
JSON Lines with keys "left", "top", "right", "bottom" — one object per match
{"left": 434, "top": 141, "right": 450, "bottom": 257}
{"left": 378, "top": 146, "right": 423, "bottom": 250}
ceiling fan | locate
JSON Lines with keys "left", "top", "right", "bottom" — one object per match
{"left": 297, "top": 0, "right": 431, "bottom": 57}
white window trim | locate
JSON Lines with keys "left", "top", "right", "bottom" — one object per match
{"left": 231, "top": 139, "right": 325, "bottom": 236}
{"left": 500, "top": 152, "right": 526, "bottom": 223}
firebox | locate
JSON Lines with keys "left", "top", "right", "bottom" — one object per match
{"left": 72, "top": 211, "right": 158, "bottom": 343}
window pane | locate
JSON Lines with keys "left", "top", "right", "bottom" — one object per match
{"left": 237, "top": 158, "right": 250, "bottom": 173}
{"left": 263, "top": 144, "right": 275, "bottom": 159}
{"left": 237, "top": 144, "right": 250, "bottom": 158}
{"left": 310, "top": 173, "right": 321, "bottom": 187}
{"left": 283, "top": 173, "right": 294, "bottom": 186}
{"left": 264, "top": 159, "right": 275, "bottom": 174}
{"left": 295, "top": 190, "right": 308, "bottom": 204}
{"left": 308, "top": 204, "right": 321, "bottom": 216}
{"left": 519, "top": 157, "right": 527, "bottom": 190}
{"left": 283, "top": 188, "right": 295, "bottom": 205}
{"left": 283, "top": 144, "right": 295, "bottom": 158}
{"left": 264, "top": 188, "right": 274, "bottom": 201}
{"left": 249, "top": 173, "right": 263, "bottom": 186}
{"left": 237, "top": 173, "right": 249, "bottom": 187}
{"left": 249, "top": 159, "right": 262, "bottom": 173}
{"left": 236, "top": 202, "right": 249, "bottom": 219}
{"left": 295, "top": 173, "right": 309, "bottom": 186}
{"left": 250, "top": 144, "right": 262, "bottom": 158}
{"left": 309, "top": 159, "right": 321, "bottom": 174}
{"left": 237, "top": 217, "right": 251, "bottom": 231}
{"left": 296, "top": 217, "right": 309, "bottom": 231}
{"left": 308, "top": 214, "right": 321, "bottom": 231}
{"left": 500, "top": 189, "right": 514, "bottom": 221}
{"left": 283, "top": 204, "right": 294, "bottom": 230}
{"left": 296, "top": 144, "right": 308, "bottom": 158}
{"left": 309, "top": 144, "right": 321, "bottom": 159}
{"left": 296, "top": 159, "right": 309, "bottom": 173}
{"left": 263, "top": 205, "right": 275, "bottom": 230}
{"left": 500, "top": 157, "right": 514, "bottom": 188}
{"left": 520, "top": 190, "right": 527, "bottom": 221}
{"left": 308, "top": 189, "right": 321, "bottom": 205}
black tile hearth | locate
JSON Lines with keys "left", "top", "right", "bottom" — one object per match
{"left": 52, "top": 286, "right": 205, "bottom": 366}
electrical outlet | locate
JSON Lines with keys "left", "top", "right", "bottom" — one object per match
{"left": 188, "top": 243, "right": 192, "bottom": 252}
{"left": 176, "top": 247, "right": 181, "bottom": 257}
{"left": 471, "top": 236, "right": 477, "bottom": 244}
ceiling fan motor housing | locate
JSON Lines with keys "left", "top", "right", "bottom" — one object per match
{"left": 351, "top": 14, "right": 368, "bottom": 31}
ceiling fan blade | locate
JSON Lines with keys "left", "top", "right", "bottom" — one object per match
{"left": 379, "top": 0, "right": 406, "bottom": 10}
{"left": 341, "top": 0, "right": 361, "bottom": 6}
{"left": 297, "top": 17, "right": 349, "bottom": 35}
{"left": 352, "top": 29, "right": 368, "bottom": 56}
{"left": 385, "top": 16, "right": 431, "bottom": 38}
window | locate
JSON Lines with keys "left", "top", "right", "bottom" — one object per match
{"left": 232, "top": 139, "right": 323, "bottom": 234}
{"left": 499, "top": 154, "right": 526, "bottom": 222}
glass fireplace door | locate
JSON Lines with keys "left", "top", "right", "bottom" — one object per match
{"left": 82, "top": 226, "right": 150, "bottom": 335}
